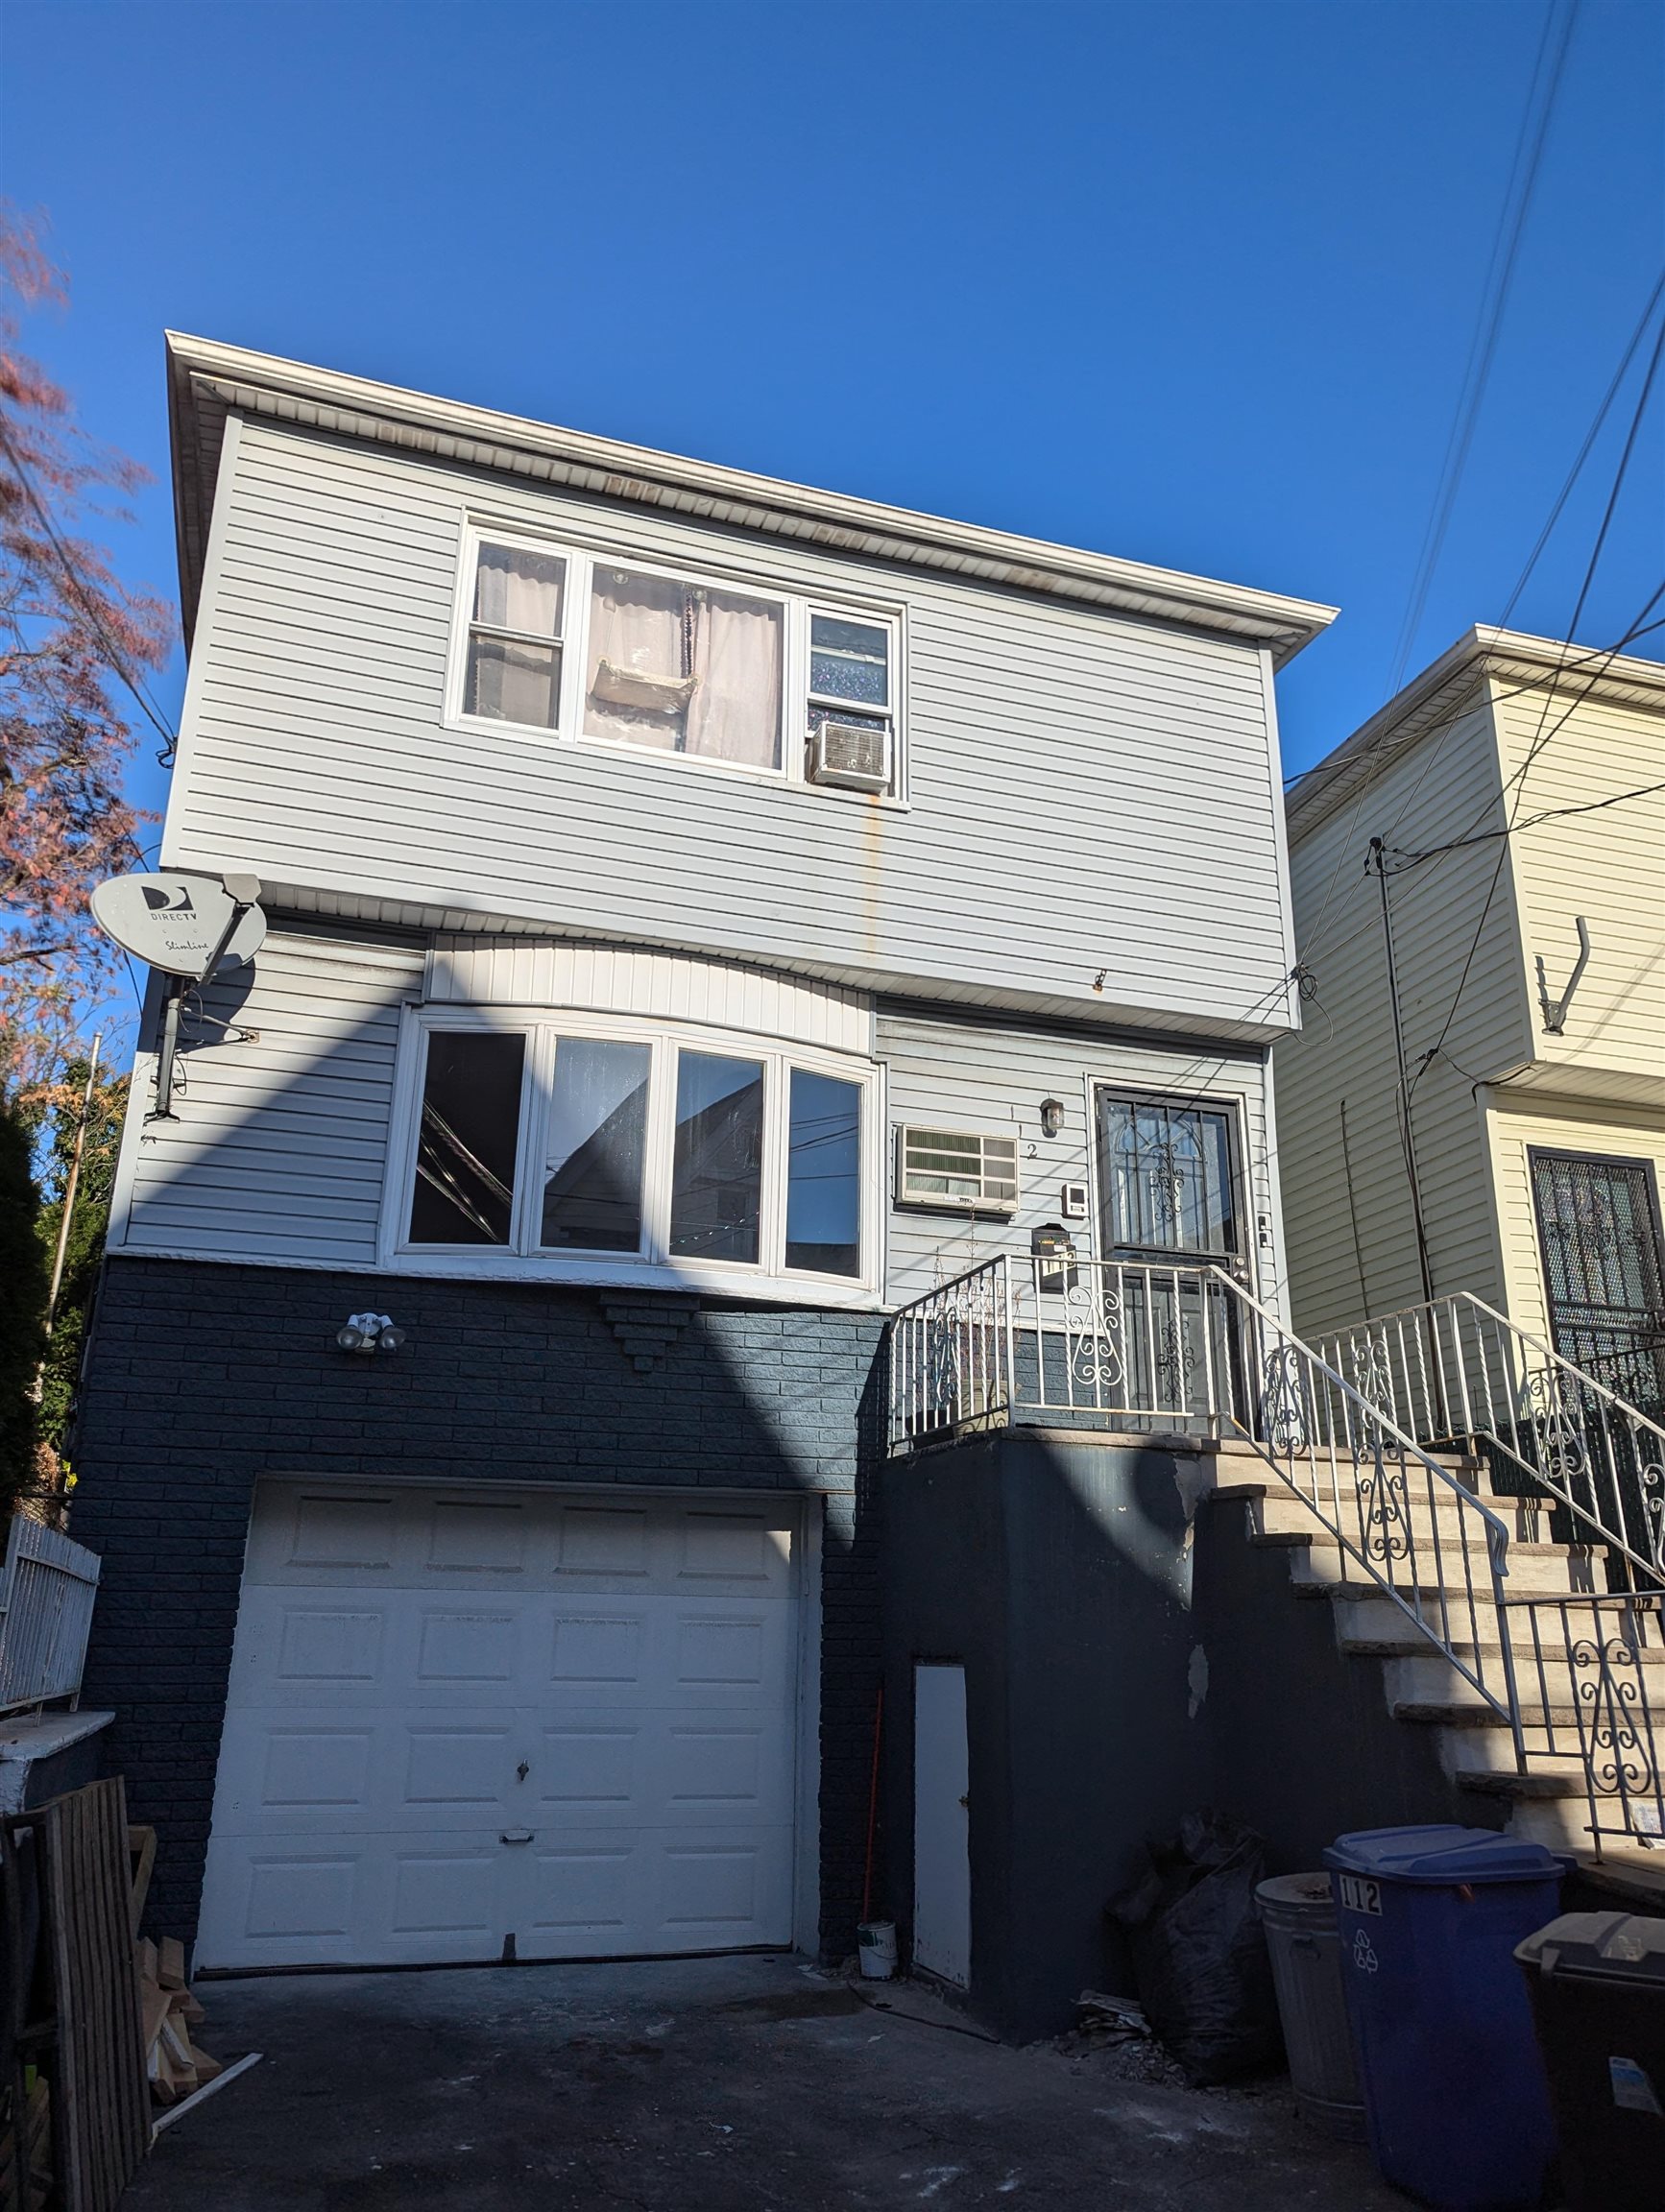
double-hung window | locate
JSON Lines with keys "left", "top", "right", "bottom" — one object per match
{"left": 395, "top": 1011, "right": 875, "bottom": 1292}
{"left": 449, "top": 523, "right": 902, "bottom": 794}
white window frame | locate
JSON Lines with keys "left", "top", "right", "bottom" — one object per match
{"left": 444, "top": 518, "right": 907, "bottom": 801}
{"left": 380, "top": 1002, "right": 882, "bottom": 1304}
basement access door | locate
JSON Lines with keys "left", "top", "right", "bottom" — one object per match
{"left": 195, "top": 1481, "right": 803, "bottom": 1970}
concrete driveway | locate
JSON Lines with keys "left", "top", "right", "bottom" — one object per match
{"left": 127, "top": 1955, "right": 1404, "bottom": 2210}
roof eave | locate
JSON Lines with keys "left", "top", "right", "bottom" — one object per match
{"left": 164, "top": 331, "right": 1337, "bottom": 663}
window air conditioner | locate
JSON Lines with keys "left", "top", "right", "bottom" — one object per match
{"left": 896, "top": 1126, "right": 1020, "bottom": 1215}
{"left": 809, "top": 720, "right": 891, "bottom": 793}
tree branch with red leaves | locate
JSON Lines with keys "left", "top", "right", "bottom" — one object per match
{"left": 0, "top": 204, "right": 172, "bottom": 1098}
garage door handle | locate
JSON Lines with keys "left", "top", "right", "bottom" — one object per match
{"left": 500, "top": 1830, "right": 535, "bottom": 1845}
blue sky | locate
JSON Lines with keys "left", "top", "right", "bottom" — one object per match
{"left": 6, "top": 0, "right": 1663, "bottom": 842}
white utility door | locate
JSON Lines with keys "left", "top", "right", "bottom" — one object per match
{"left": 912, "top": 1661, "right": 971, "bottom": 1987}
{"left": 196, "top": 1482, "right": 802, "bottom": 1970}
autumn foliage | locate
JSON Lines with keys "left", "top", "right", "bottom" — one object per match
{"left": 0, "top": 204, "right": 171, "bottom": 1097}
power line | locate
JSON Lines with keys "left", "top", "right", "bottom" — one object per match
{"left": 1497, "top": 266, "right": 1665, "bottom": 627}
{"left": 1388, "top": 777, "right": 1665, "bottom": 864}
{"left": 0, "top": 411, "right": 179, "bottom": 756}
{"left": 1387, "top": 0, "right": 1581, "bottom": 696}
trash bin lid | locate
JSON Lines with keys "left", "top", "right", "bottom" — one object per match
{"left": 1515, "top": 1911, "right": 1665, "bottom": 1987}
{"left": 1324, "top": 1823, "right": 1568, "bottom": 1886}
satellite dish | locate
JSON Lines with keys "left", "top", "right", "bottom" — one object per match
{"left": 89, "top": 870, "right": 267, "bottom": 980}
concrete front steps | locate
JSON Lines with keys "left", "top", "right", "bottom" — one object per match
{"left": 1208, "top": 1436, "right": 1665, "bottom": 1872}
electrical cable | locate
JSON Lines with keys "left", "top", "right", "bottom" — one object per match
{"left": 1388, "top": 778, "right": 1665, "bottom": 864}
{"left": 1386, "top": 0, "right": 1581, "bottom": 697}
{"left": 0, "top": 412, "right": 179, "bottom": 754}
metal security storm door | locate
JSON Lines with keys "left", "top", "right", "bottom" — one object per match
{"left": 1531, "top": 1152, "right": 1665, "bottom": 1406}
{"left": 1093, "top": 1094, "right": 1243, "bottom": 1420}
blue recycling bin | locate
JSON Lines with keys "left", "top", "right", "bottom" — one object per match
{"left": 1325, "top": 1825, "right": 1567, "bottom": 2210}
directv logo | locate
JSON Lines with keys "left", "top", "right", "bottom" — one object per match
{"left": 141, "top": 884, "right": 196, "bottom": 915}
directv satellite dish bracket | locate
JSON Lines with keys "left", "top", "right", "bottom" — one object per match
{"left": 150, "top": 886, "right": 260, "bottom": 1120}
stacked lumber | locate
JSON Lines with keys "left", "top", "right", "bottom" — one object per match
{"left": 133, "top": 1940, "right": 221, "bottom": 2107}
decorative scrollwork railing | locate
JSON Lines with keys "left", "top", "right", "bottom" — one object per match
{"left": 1327, "top": 1293, "right": 1665, "bottom": 1587}
{"left": 1505, "top": 1594, "right": 1665, "bottom": 1851}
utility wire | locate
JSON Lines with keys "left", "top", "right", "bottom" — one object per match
{"left": 1387, "top": 0, "right": 1580, "bottom": 696}
{"left": 1388, "top": 778, "right": 1665, "bottom": 864}
{"left": 1497, "top": 266, "right": 1665, "bottom": 627}
{"left": 0, "top": 412, "right": 179, "bottom": 755}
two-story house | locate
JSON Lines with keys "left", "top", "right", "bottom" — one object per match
{"left": 1277, "top": 629, "right": 1665, "bottom": 1557}
{"left": 71, "top": 336, "right": 1339, "bottom": 2021}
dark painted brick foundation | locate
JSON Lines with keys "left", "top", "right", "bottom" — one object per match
{"left": 70, "top": 1256, "right": 885, "bottom": 1957}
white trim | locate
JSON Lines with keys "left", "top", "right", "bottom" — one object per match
{"left": 792, "top": 1495, "right": 826, "bottom": 1956}
{"left": 104, "top": 973, "right": 165, "bottom": 1255}
{"left": 167, "top": 333, "right": 1339, "bottom": 663}
{"left": 382, "top": 1002, "right": 881, "bottom": 1299}
{"left": 440, "top": 517, "right": 908, "bottom": 800}
{"left": 160, "top": 412, "right": 243, "bottom": 871}
{"left": 1258, "top": 645, "right": 1300, "bottom": 1028}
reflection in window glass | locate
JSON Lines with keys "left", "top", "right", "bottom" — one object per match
{"left": 669, "top": 1051, "right": 764, "bottom": 1262}
{"left": 541, "top": 1038, "right": 651, "bottom": 1252}
{"left": 464, "top": 541, "right": 566, "bottom": 729}
{"left": 1098, "top": 1096, "right": 1237, "bottom": 1256}
{"left": 409, "top": 1032, "right": 524, "bottom": 1244}
{"left": 586, "top": 565, "right": 783, "bottom": 769}
{"left": 786, "top": 1070, "right": 861, "bottom": 1276}
{"left": 809, "top": 614, "right": 889, "bottom": 708}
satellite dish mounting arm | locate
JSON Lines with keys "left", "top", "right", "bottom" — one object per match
{"left": 151, "top": 873, "right": 262, "bottom": 1120}
{"left": 1535, "top": 915, "right": 1590, "bottom": 1036}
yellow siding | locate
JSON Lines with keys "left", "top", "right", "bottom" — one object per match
{"left": 1278, "top": 694, "right": 1529, "bottom": 1339}
{"left": 1484, "top": 1095, "right": 1665, "bottom": 1344}
{"left": 1493, "top": 685, "right": 1665, "bottom": 1101}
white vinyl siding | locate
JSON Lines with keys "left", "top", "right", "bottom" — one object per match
{"left": 163, "top": 420, "right": 1293, "bottom": 1040}
{"left": 109, "top": 930, "right": 424, "bottom": 1268}
{"left": 877, "top": 1010, "right": 1277, "bottom": 1310}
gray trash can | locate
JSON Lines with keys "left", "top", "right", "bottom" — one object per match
{"left": 1257, "top": 1872, "right": 1365, "bottom": 2139}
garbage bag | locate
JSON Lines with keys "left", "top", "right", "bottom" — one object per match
{"left": 1109, "top": 1812, "right": 1284, "bottom": 2084}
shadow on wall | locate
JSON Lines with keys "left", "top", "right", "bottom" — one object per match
{"left": 66, "top": 944, "right": 890, "bottom": 1955}
{"left": 879, "top": 1429, "right": 1492, "bottom": 2044}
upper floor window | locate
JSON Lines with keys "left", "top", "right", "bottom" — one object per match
{"left": 393, "top": 1007, "right": 876, "bottom": 1293}
{"left": 448, "top": 523, "right": 902, "bottom": 795}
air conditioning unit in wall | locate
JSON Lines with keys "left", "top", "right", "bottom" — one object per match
{"left": 809, "top": 720, "right": 891, "bottom": 793}
{"left": 896, "top": 1126, "right": 1020, "bottom": 1215}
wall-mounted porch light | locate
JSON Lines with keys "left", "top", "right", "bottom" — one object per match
{"left": 1039, "top": 1097, "right": 1065, "bottom": 1139}
{"left": 336, "top": 1311, "right": 406, "bottom": 1355}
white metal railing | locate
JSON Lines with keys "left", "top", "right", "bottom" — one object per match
{"left": 1326, "top": 1293, "right": 1665, "bottom": 1587}
{"left": 0, "top": 1514, "right": 102, "bottom": 1714}
{"left": 887, "top": 1258, "right": 1524, "bottom": 1747}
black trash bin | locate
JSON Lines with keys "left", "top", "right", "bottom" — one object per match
{"left": 1515, "top": 1911, "right": 1665, "bottom": 2212}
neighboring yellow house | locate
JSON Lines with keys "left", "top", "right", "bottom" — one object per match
{"left": 1276, "top": 627, "right": 1665, "bottom": 1408}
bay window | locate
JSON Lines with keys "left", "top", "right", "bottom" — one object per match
{"left": 448, "top": 524, "right": 902, "bottom": 794}
{"left": 394, "top": 1011, "right": 877, "bottom": 1291}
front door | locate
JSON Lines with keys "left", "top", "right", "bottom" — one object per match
{"left": 1095, "top": 1094, "right": 1243, "bottom": 1417}
{"left": 1531, "top": 1150, "right": 1665, "bottom": 1415}
{"left": 912, "top": 1662, "right": 971, "bottom": 1988}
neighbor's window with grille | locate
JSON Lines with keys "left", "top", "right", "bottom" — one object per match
{"left": 1098, "top": 1095, "right": 1239, "bottom": 1257}
{"left": 461, "top": 539, "right": 567, "bottom": 730}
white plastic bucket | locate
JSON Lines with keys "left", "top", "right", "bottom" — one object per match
{"left": 857, "top": 1920, "right": 898, "bottom": 1981}
{"left": 1257, "top": 1873, "right": 1366, "bottom": 2140}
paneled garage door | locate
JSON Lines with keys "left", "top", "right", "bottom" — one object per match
{"left": 195, "top": 1483, "right": 804, "bottom": 1970}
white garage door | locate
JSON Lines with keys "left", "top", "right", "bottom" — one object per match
{"left": 196, "top": 1482, "right": 804, "bottom": 1970}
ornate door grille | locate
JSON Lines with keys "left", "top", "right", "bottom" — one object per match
{"left": 1532, "top": 1151, "right": 1665, "bottom": 1414}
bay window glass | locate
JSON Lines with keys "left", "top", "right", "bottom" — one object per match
{"left": 585, "top": 565, "right": 784, "bottom": 769}
{"left": 409, "top": 1032, "right": 525, "bottom": 1244}
{"left": 464, "top": 541, "right": 566, "bottom": 729}
{"left": 669, "top": 1050, "right": 765, "bottom": 1262}
{"left": 541, "top": 1038, "right": 651, "bottom": 1252}
{"left": 785, "top": 1070, "right": 861, "bottom": 1277}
